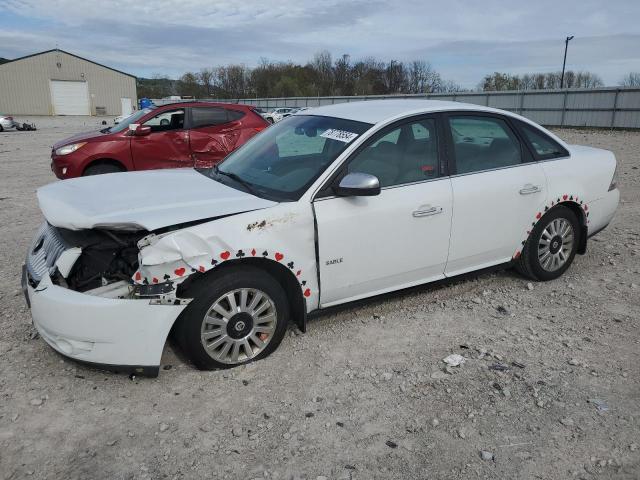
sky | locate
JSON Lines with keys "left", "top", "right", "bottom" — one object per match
{"left": 1, "top": 0, "right": 639, "bottom": 89}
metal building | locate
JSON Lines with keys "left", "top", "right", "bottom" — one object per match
{"left": 0, "top": 49, "right": 137, "bottom": 116}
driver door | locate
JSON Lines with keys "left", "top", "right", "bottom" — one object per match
{"left": 314, "top": 116, "right": 453, "bottom": 307}
{"left": 130, "top": 108, "right": 192, "bottom": 171}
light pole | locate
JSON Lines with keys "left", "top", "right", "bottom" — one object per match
{"left": 560, "top": 35, "right": 574, "bottom": 89}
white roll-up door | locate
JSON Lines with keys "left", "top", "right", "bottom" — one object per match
{"left": 50, "top": 80, "right": 90, "bottom": 115}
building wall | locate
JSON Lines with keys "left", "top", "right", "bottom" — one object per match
{"left": 0, "top": 50, "right": 137, "bottom": 116}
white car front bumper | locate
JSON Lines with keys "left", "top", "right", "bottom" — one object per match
{"left": 23, "top": 270, "right": 185, "bottom": 376}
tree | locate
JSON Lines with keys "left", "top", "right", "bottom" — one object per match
{"left": 407, "top": 60, "right": 442, "bottom": 93}
{"left": 198, "top": 68, "right": 215, "bottom": 97}
{"left": 620, "top": 72, "right": 640, "bottom": 87}
{"left": 178, "top": 72, "right": 204, "bottom": 97}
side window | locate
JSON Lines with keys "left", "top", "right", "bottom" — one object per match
{"left": 191, "top": 107, "right": 228, "bottom": 129}
{"left": 347, "top": 118, "right": 439, "bottom": 188}
{"left": 449, "top": 116, "right": 522, "bottom": 174}
{"left": 520, "top": 123, "right": 568, "bottom": 159}
{"left": 143, "top": 109, "right": 184, "bottom": 132}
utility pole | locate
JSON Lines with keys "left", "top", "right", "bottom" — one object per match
{"left": 560, "top": 35, "right": 574, "bottom": 88}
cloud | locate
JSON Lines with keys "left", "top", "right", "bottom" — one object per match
{"left": 1, "top": 0, "right": 639, "bottom": 87}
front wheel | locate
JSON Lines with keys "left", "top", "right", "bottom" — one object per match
{"left": 175, "top": 266, "right": 289, "bottom": 370}
{"left": 516, "top": 205, "right": 580, "bottom": 281}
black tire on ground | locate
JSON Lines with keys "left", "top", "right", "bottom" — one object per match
{"left": 175, "top": 266, "right": 290, "bottom": 370}
{"left": 266, "top": 117, "right": 274, "bottom": 124}
{"left": 0, "top": 124, "right": 4, "bottom": 132}
{"left": 515, "top": 205, "right": 581, "bottom": 281}
{"left": 83, "top": 163, "right": 124, "bottom": 176}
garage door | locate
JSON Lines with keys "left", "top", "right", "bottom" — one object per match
{"left": 50, "top": 80, "right": 90, "bottom": 115}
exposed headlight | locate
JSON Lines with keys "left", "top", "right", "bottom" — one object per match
{"left": 55, "top": 142, "right": 87, "bottom": 156}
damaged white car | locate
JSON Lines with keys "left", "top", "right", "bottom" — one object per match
{"left": 23, "top": 100, "right": 619, "bottom": 376}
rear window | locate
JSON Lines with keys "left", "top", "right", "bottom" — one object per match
{"left": 191, "top": 107, "right": 229, "bottom": 129}
{"left": 227, "top": 109, "right": 245, "bottom": 122}
{"left": 519, "top": 123, "right": 568, "bottom": 159}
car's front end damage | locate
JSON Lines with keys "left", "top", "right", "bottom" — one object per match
{"left": 22, "top": 222, "right": 188, "bottom": 376}
{"left": 22, "top": 168, "right": 319, "bottom": 375}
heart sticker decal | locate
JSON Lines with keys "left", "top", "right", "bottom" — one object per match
{"left": 198, "top": 266, "right": 206, "bottom": 273}
{"left": 535, "top": 212, "right": 542, "bottom": 220}
{"left": 134, "top": 271, "right": 142, "bottom": 281}
{"left": 220, "top": 251, "right": 231, "bottom": 260}
{"left": 152, "top": 277, "right": 159, "bottom": 284}
{"left": 303, "top": 288, "right": 311, "bottom": 297}
{"left": 563, "top": 194, "right": 568, "bottom": 201}
{"left": 174, "top": 267, "right": 186, "bottom": 277}
{"left": 275, "top": 252, "right": 284, "bottom": 261}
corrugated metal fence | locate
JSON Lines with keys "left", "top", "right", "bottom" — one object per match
{"left": 157, "top": 87, "right": 640, "bottom": 129}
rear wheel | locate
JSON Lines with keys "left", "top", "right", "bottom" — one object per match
{"left": 83, "top": 163, "right": 124, "bottom": 176}
{"left": 516, "top": 206, "right": 580, "bottom": 281}
{"left": 175, "top": 266, "right": 289, "bottom": 370}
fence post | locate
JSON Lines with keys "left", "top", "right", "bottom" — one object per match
{"left": 560, "top": 90, "right": 569, "bottom": 127}
{"left": 611, "top": 88, "right": 620, "bottom": 128}
{"left": 519, "top": 91, "right": 525, "bottom": 115}
{"left": 486, "top": 93, "right": 490, "bottom": 106}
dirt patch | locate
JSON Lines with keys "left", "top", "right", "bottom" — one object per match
{"left": 0, "top": 118, "right": 638, "bottom": 479}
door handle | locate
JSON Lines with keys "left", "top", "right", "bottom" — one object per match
{"left": 413, "top": 206, "right": 443, "bottom": 217}
{"left": 519, "top": 184, "right": 541, "bottom": 195}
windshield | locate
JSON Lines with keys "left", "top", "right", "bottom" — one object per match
{"left": 107, "top": 107, "right": 156, "bottom": 133}
{"left": 206, "top": 115, "right": 372, "bottom": 201}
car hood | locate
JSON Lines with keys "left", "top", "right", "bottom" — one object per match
{"left": 53, "top": 130, "right": 110, "bottom": 149}
{"left": 37, "top": 169, "right": 277, "bottom": 231}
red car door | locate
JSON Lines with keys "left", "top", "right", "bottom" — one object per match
{"left": 188, "top": 106, "right": 246, "bottom": 168}
{"left": 130, "top": 108, "right": 193, "bottom": 170}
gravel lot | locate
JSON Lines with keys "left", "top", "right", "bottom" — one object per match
{"left": 0, "top": 116, "right": 638, "bottom": 480}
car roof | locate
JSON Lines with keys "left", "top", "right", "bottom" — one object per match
{"left": 158, "top": 101, "right": 252, "bottom": 110}
{"left": 298, "top": 99, "right": 514, "bottom": 125}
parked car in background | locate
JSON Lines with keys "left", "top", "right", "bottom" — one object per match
{"left": 113, "top": 112, "right": 134, "bottom": 124}
{"left": 263, "top": 107, "right": 296, "bottom": 123}
{"left": 50, "top": 102, "right": 268, "bottom": 178}
{"left": 0, "top": 114, "right": 18, "bottom": 131}
{"left": 23, "top": 100, "right": 619, "bottom": 375}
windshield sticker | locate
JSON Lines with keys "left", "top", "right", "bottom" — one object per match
{"left": 320, "top": 129, "right": 359, "bottom": 143}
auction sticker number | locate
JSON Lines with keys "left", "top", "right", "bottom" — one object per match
{"left": 320, "top": 129, "right": 359, "bottom": 143}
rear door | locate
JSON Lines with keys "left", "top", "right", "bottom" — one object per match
{"left": 444, "top": 113, "right": 548, "bottom": 276}
{"left": 130, "top": 108, "right": 191, "bottom": 170}
{"left": 188, "top": 107, "right": 247, "bottom": 168}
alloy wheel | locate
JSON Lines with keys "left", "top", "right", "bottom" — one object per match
{"left": 200, "top": 288, "right": 277, "bottom": 365}
{"left": 538, "top": 218, "right": 574, "bottom": 272}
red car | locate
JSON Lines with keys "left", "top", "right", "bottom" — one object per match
{"left": 51, "top": 102, "right": 269, "bottom": 178}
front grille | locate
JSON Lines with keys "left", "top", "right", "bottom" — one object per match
{"left": 25, "top": 222, "right": 68, "bottom": 284}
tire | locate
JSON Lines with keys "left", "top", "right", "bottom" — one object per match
{"left": 266, "top": 117, "right": 274, "bottom": 124}
{"left": 516, "top": 205, "right": 580, "bottom": 281}
{"left": 83, "top": 163, "right": 124, "bottom": 176}
{"left": 175, "top": 266, "right": 289, "bottom": 370}
{"left": 0, "top": 124, "right": 4, "bottom": 132}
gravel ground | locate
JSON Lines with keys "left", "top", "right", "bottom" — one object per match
{"left": 0, "top": 117, "right": 638, "bottom": 480}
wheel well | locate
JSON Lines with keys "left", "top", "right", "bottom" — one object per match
{"left": 559, "top": 201, "right": 588, "bottom": 254}
{"left": 178, "top": 258, "right": 307, "bottom": 332}
{"left": 83, "top": 158, "right": 126, "bottom": 174}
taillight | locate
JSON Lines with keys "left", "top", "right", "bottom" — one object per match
{"left": 608, "top": 163, "right": 618, "bottom": 191}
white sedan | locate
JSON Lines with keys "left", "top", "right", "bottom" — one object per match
{"left": 23, "top": 100, "right": 619, "bottom": 376}
{"left": 263, "top": 107, "right": 297, "bottom": 123}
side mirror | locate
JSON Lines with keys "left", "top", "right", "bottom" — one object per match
{"left": 334, "top": 172, "right": 380, "bottom": 197}
{"left": 133, "top": 125, "right": 151, "bottom": 136}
